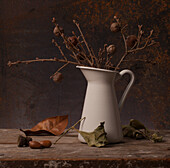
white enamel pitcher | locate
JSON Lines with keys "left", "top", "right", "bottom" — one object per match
{"left": 77, "top": 66, "right": 135, "bottom": 143}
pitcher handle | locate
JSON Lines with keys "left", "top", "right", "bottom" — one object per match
{"left": 118, "top": 69, "right": 135, "bottom": 112}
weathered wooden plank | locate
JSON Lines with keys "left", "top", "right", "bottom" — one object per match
{"left": 0, "top": 129, "right": 170, "bottom": 167}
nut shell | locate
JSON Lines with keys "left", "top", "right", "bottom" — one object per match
{"left": 52, "top": 72, "right": 63, "bottom": 83}
{"left": 29, "top": 141, "right": 43, "bottom": 149}
{"left": 126, "top": 35, "right": 137, "bottom": 48}
{"left": 40, "top": 140, "right": 52, "bottom": 148}
{"left": 107, "top": 45, "right": 116, "bottom": 55}
{"left": 110, "top": 22, "right": 120, "bottom": 32}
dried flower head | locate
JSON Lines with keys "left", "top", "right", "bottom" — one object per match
{"left": 52, "top": 72, "right": 63, "bottom": 83}
{"left": 7, "top": 61, "right": 12, "bottom": 67}
{"left": 107, "top": 45, "right": 116, "bottom": 55}
{"left": 52, "top": 17, "right": 56, "bottom": 23}
{"left": 126, "top": 35, "right": 137, "bottom": 48}
{"left": 53, "top": 26, "right": 64, "bottom": 37}
{"left": 110, "top": 22, "right": 120, "bottom": 32}
{"left": 68, "top": 36, "right": 78, "bottom": 46}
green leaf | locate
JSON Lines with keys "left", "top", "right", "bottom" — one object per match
{"left": 151, "top": 133, "right": 163, "bottom": 143}
{"left": 122, "top": 125, "right": 144, "bottom": 139}
{"left": 78, "top": 122, "right": 108, "bottom": 147}
{"left": 129, "top": 119, "right": 146, "bottom": 130}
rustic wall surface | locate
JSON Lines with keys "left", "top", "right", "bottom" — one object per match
{"left": 0, "top": 0, "right": 169, "bottom": 129}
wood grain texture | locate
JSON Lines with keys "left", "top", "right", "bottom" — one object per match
{"left": 0, "top": 129, "right": 170, "bottom": 168}
{"left": 0, "top": 0, "right": 169, "bottom": 129}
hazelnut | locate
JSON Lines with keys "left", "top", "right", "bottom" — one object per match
{"left": 40, "top": 140, "right": 52, "bottom": 148}
{"left": 110, "top": 22, "right": 120, "bottom": 32}
{"left": 68, "top": 36, "right": 78, "bottom": 46}
{"left": 126, "top": 35, "right": 137, "bottom": 48}
{"left": 29, "top": 141, "right": 43, "bottom": 149}
{"left": 53, "top": 26, "right": 64, "bottom": 37}
{"left": 107, "top": 45, "right": 116, "bottom": 55}
{"left": 52, "top": 72, "right": 63, "bottom": 83}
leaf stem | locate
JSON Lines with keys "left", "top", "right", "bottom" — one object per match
{"left": 54, "top": 117, "right": 86, "bottom": 144}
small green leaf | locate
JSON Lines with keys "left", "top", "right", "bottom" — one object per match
{"left": 129, "top": 119, "right": 146, "bottom": 130}
{"left": 122, "top": 125, "right": 144, "bottom": 139}
{"left": 78, "top": 122, "right": 108, "bottom": 147}
{"left": 151, "top": 133, "right": 163, "bottom": 143}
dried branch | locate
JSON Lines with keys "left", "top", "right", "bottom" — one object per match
{"left": 52, "top": 39, "right": 67, "bottom": 61}
{"left": 8, "top": 57, "right": 82, "bottom": 67}
{"left": 54, "top": 117, "right": 86, "bottom": 144}
{"left": 8, "top": 16, "right": 158, "bottom": 77}
{"left": 73, "top": 20, "right": 94, "bottom": 66}
{"left": 115, "top": 18, "right": 156, "bottom": 70}
{"left": 50, "top": 62, "right": 69, "bottom": 79}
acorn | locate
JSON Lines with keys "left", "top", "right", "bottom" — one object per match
{"left": 110, "top": 22, "right": 120, "bottom": 32}
{"left": 53, "top": 26, "right": 64, "bottom": 37}
{"left": 106, "top": 44, "right": 116, "bottom": 55}
{"left": 40, "top": 140, "right": 52, "bottom": 148}
{"left": 29, "top": 141, "right": 43, "bottom": 149}
{"left": 126, "top": 35, "right": 137, "bottom": 48}
{"left": 52, "top": 72, "right": 63, "bottom": 83}
{"left": 68, "top": 36, "right": 78, "bottom": 46}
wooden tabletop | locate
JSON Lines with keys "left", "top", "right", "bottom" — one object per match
{"left": 0, "top": 129, "right": 170, "bottom": 168}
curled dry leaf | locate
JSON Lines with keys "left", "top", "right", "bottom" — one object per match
{"left": 78, "top": 122, "right": 108, "bottom": 147}
{"left": 20, "top": 115, "right": 68, "bottom": 136}
{"left": 122, "top": 119, "right": 163, "bottom": 142}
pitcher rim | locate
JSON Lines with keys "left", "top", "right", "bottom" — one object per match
{"left": 76, "top": 66, "right": 118, "bottom": 73}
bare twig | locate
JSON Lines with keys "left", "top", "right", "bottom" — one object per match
{"left": 73, "top": 20, "right": 94, "bottom": 66}
{"left": 52, "top": 39, "right": 67, "bottom": 61}
{"left": 50, "top": 62, "right": 69, "bottom": 78}
{"left": 54, "top": 117, "right": 86, "bottom": 144}
{"left": 8, "top": 58, "right": 82, "bottom": 67}
{"left": 8, "top": 17, "right": 158, "bottom": 74}
{"left": 115, "top": 24, "right": 156, "bottom": 70}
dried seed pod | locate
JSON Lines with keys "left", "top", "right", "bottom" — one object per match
{"left": 52, "top": 72, "right": 63, "bottom": 83}
{"left": 53, "top": 26, "right": 64, "bottom": 37}
{"left": 40, "top": 140, "right": 52, "bottom": 148}
{"left": 17, "top": 135, "right": 27, "bottom": 147}
{"left": 52, "top": 17, "right": 56, "bottom": 23}
{"left": 17, "top": 135, "right": 32, "bottom": 147}
{"left": 68, "top": 36, "right": 78, "bottom": 46}
{"left": 110, "top": 22, "right": 120, "bottom": 32}
{"left": 126, "top": 35, "right": 137, "bottom": 48}
{"left": 107, "top": 45, "right": 116, "bottom": 55}
{"left": 25, "top": 136, "right": 32, "bottom": 146}
{"left": 29, "top": 141, "right": 43, "bottom": 149}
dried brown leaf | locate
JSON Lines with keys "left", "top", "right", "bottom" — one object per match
{"left": 20, "top": 115, "right": 68, "bottom": 136}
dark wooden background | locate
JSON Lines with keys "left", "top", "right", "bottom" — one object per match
{"left": 0, "top": 0, "right": 169, "bottom": 129}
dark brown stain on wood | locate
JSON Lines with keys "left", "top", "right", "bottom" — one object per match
{"left": 0, "top": 0, "right": 169, "bottom": 129}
